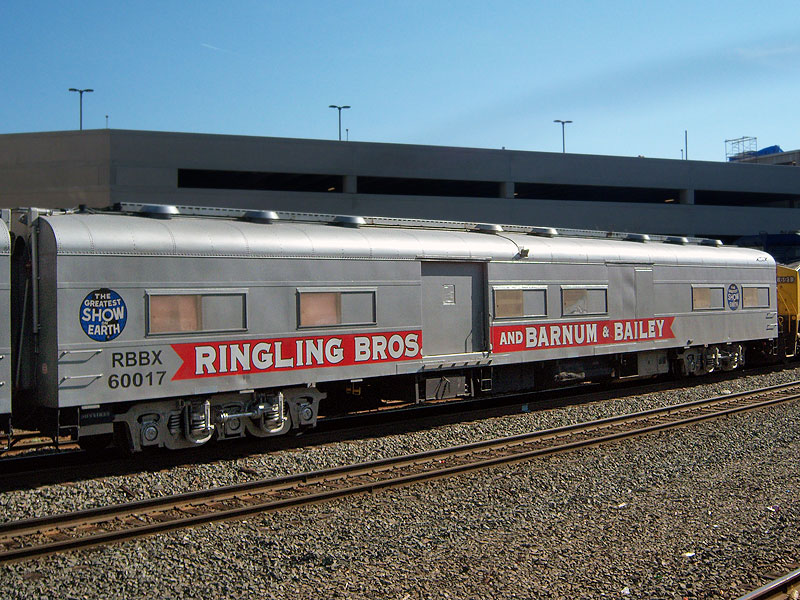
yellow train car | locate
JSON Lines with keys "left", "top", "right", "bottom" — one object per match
{"left": 777, "top": 263, "right": 800, "bottom": 358}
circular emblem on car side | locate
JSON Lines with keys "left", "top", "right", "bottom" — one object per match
{"left": 727, "top": 284, "right": 740, "bottom": 311}
{"left": 80, "top": 288, "right": 127, "bottom": 341}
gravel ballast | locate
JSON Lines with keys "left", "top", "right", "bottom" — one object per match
{"left": 1, "top": 368, "right": 799, "bottom": 599}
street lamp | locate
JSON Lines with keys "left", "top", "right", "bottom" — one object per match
{"left": 329, "top": 105, "right": 350, "bottom": 141}
{"left": 553, "top": 119, "right": 572, "bottom": 153}
{"left": 69, "top": 88, "right": 94, "bottom": 130}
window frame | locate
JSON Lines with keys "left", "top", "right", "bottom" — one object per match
{"left": 560, "top": 285, "right": 608, "bottom": 317}
{"left": 691, "top": 285, "right": 725, "bottom": 311}
{"left": 741, "top": 285, "right": 771, "bottom": 309}
{"left": 145, "top": 288, "right": 248, "bottom": 336}
{"left": 492, "top": 285, "right": 548, "bottom": 320}
{"left": 296, "top": 287, "right": 378, "bottom": 329}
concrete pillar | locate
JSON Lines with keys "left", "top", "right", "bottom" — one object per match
{"left": 500, "top": 181, "right": 515, "bottom": 199}
{"left": 343, "top": 174, "right": 357, "bottom": 194}
{"left": 679, "top": 189, "right": 694, "bottom": 205}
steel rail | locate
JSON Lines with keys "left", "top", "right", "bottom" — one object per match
{"left": 735, "top": 567, "right": 800, "bottom": 600}
{"left": 1, "top": 381, "right": 799, "bottom": 564}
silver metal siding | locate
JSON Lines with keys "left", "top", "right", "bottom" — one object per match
{"left": 486, "top": 252, "right": 776, "bottom": 363}
{"left": 51, "top": 252, "right": 424, "bottom": 407}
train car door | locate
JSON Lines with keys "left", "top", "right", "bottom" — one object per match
{"left": 420, "top": 262, "right": 485, "bottom": 356}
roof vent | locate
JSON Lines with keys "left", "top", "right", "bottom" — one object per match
{"left": 625, "top": 233, "right": 650, "bottom": 243}
{"left": 242, "top": 210, "right": 279, "bottom": 224}
{"left": 139, "top": 204, "right": 179, "bottom": 219}
{"left": 527, "top": 227, "right": 559, "bottom": 238}
{"left": 474, "top": 223, "right": 503, "bottom": 234}
{"left": 333, "top": 215, "right": 366, "bottom": 228}
{"left": 700, "top": 238, "right": 723, "bottom": 247}
{"left": 665, "top": 236, "right": 689, "bottom": 245}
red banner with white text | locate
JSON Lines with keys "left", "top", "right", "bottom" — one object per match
{"left": 171, "top": 330, "right": 422, "bottom": 380}
{"left": 491, "top": 317, "right": 675, "bottom": 353}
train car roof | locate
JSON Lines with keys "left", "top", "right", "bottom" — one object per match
{"left": 782, "top": 261, "right": 800, "bottom": 271}
{"left": 37, "top": 211, "right": 773, "bottom": 268}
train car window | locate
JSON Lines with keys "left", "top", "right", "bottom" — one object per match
{"left": 199, "top": 294, "right": 247, "bottom": 331}
{"left": 341, "top": 291, "right": 376, "bottom": 324}
{"left": 494, "top": 287, "right": 547, "bottom": 319}
{"left": 299, "top": 292, "right": 341, "bottom": 327}
{"left": 298, "top": 290, "right": 377, "bottom": 328}
{"left": 691, "top": 286, "right": 724, "bottom": 310}
{"left": 442, "top": 284, "right": 456, "bottom": 305}
{"left": 148, "top": 292, "right": 247, "bottom": 334}
{"left": 561, "top": 287, "right": 607, "bottom": 316}
{"left": 495, "top": 289, "right": 523, "bottom": 318}
{"left": 149, "top": 295, "right": 201, "bottom": 333}
{"left": 525, "top": 289, "right": 548, "bottom": 316}
{"left": 742, "top": 286, "right": 770, "bottom": 309}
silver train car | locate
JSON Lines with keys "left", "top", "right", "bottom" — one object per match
{"left": 7, "top": 206, "right": 777, "bottom": 452}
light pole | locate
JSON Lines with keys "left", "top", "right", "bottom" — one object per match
{"left": 553, "top": 119, "right": 572, "bottom": 153}
{"left": 329, "top": 105, "right": 350, "bottom": 141}
{"left": 69, "top": 88, "right": 94, "bottom": 130}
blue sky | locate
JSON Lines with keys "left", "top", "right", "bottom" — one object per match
{"left": 2, "top": 1, "right": 799, "bottom": 161}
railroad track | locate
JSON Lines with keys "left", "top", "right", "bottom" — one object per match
{"left": 736, "top": 567, "right": 800, "bottom": 600}
{"left": 1, "top": 380, "right": 799, "bottom": 564}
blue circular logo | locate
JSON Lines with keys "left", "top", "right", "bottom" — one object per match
{"left": 727, "top": 284, "right": 740, "bottom": 311}
{"left": 80, "top": 289, "right": 127, "bottom": 341}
